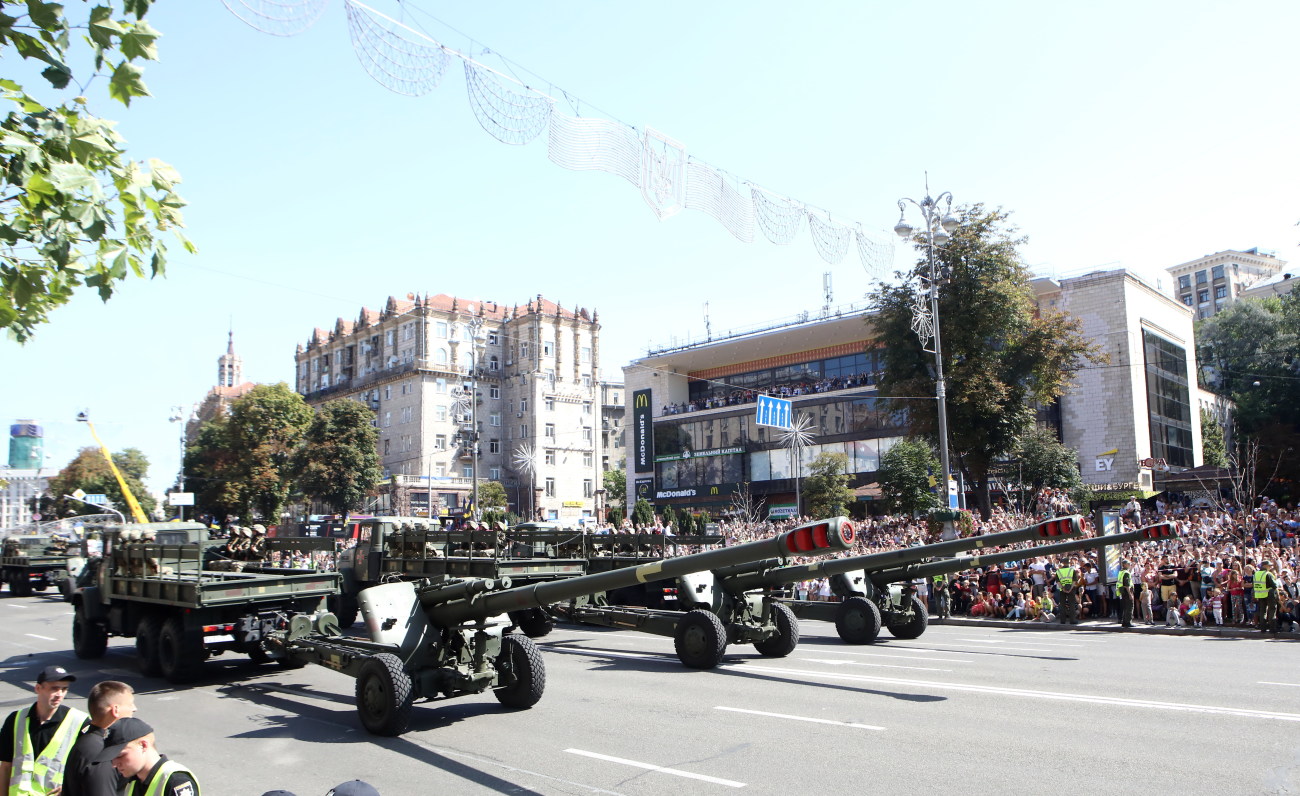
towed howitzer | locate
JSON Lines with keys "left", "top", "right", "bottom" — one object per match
{"left": 265, "top": 517, "right": 854, "bottom": 736}
{"left": 747, "top": 515, "right": 1085, "bottom": 643}
{"left": 867, "top": 521, "right": 1176, "bottom": 588}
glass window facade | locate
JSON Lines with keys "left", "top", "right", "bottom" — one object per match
{"left": 686, "top": 350, "right": 885, "bottom": 404}
{"left": 1142, "top": 330, "right": 1194, "bottom": 467}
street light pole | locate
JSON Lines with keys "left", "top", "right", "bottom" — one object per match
{"left": 467, "top": 316, "right": 486, "bottom": 522}
{"left": 169, "top": 406, "right": 188, "bottom": 521}
{"left": 894, "top": 181, "right": 961, "bottom": 508}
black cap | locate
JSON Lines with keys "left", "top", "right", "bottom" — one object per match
{"left": 94, "top": 717, "right": 154, "bottom": 762}
{"left": 327, "top": 782, "right": 380, "bottom": 796}
{"left": 36, "top": 665, "right": 76, "bottom": 684}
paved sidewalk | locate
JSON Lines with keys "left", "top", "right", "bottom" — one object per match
{"left": 931, "top": 615, "right": 1299, "bottom": 639}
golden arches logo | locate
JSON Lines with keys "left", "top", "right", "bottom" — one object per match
{"left": 634, "top": 392, "right": 650, "bottom": 408}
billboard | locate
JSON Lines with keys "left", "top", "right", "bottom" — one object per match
{"left": 633, "top": 389, "right": 654, "bottom": 473}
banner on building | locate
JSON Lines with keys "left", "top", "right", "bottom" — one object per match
{"left": 633, "top": 389, "right": 654, "bottom": 473}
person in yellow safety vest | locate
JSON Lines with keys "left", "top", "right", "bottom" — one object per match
{"left": 97, "top": 718, "right": 199, "bottom": 796}
{"left": 1056, "top": 557, "right": 1081, "bottom": 625}
{"left": 1116, "top": 559, "right": 1135, "bottom": 628}
{"left": 0, "top": 665, "right": 90, "bottom": 795}
{"left": 932, "top": 574, "right": 950, "bottom": 619}
{"left": 1254, "top": 560, "right": 1281, "bottom": 634}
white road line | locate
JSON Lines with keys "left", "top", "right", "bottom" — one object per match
{"left": 565, "top": 749, "right": 745, "bottom": 788}
{"left": 801, "top": 648, "right": 974, "bottom": 663}
{"left": 25, "top": 633, "right": 55, "bottom": 641}
{"left": 1259, "top": 682, "right": 1300, "bottom": 688}
{"left": 798, "top": 657, "right": 950, "bottom": 672}
{"left": 891, "top": 641, "right": 1056, "bottom": 653}
{"left": 715, "top": 706, "right": 884, "bottom": 730}
{"left": 956, "top": 636, "right": 1090, "bottom": 647}
{"left": 6, "top": 603, "right": 27, "bottom": 608}
{"left": 743, "top": 664, "right": 1300, "bottom": 722}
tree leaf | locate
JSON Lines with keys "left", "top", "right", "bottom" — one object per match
{"left": 47, "top": 161, "right": 97, "bottom": 194}
{"left": 119, "top": 20, "right": 158, "bottom": 61}
{"left": 39, "top": 61, "right": 71, "bottom": 89}
{"left": 88, "top": 5, "right": 122, "bottom": 49}
{"left": 24, "top": 1, "right": 64, "bottom": 32}
{"left": 107, "top": 59, "right": 149, "bottom": 106}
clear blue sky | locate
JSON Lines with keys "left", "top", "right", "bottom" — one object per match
{"left": 3, "top": 0, "right": 1297, "bottom": 497}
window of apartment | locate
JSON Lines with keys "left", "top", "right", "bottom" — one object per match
{"left": 520, "top": 424, "right": 529, "bottom": 437}
{"left": 435, "top": 405, "right": 447, "bottom": 421}
{"left": 463, "top": 466, "right": 473, "bottom": 478}
{"left": 383, "top": 412, "right": 391, "bottom": 428}
{"left": 488, "top": 331, "right": 498, "bottom": 345}
{"left": 1197, "top": 290, "right": 1209, "bottom": 304}
{"left": 489, "top": 356, "right": 500, "bottom": 371}
{"left": 582, "top": 402, "right": 592, "bottom": 415}
{"left": 583, "top": 479, "right": 593, "bottom": 498}
{"left": 545, "top": 478, "right": 556, "bottom": 497}
{"left": 435, "top": 462, "right": 447, "bottom": 477}
{"left": 520, "top": 398, "right": 528, "bottom": 412}
{"left": 1182, "top": 296, "right": 1193, "bottom": 307}
{"left": 1195, "top": 270, "right": 1207, "bottom": 284}
{"left": 1178, "top": 275, "right": 1191, "bottom": 290}
{"left": 401, "top": 406, "right": 413, "bottom": 424}
{"left": 582, "top": 426, "right": 593, "bottom": 442}
{"left": 543, "top": 341, "right": 554, "bottom": 357}
{"left": 435, "top": 321, "right": 448, "bottom": 338}
{"left": 489, "top": 439, "right": 500, "bottom": 454}
{"left": 386, "top": 330, "right": 395, "bottom": 347}
{"left": 489, "top": 385, "right": 500, "bottom": 399}
{"left": 490, "top": 413, "right": 501, "bottom": 427}
{"left": 434, "top": 434, "right": 447, "bottom": 450}
{"left": 489, "top": 467, "right": 500, "bottom": 480}
{"left": 545, "top": 398, "right": 556, "bottom": 411}
{"left": 521, "top": 343, "right": 530, "bottom": 359}
{"left": 581, "top": 346, "right": 591, "bottom": 362}
{"left": 583, "top": 452, "right": 593, "bottom": 467}
{"left": 1211, "top": 265, "right": 1224, "bottom": 280}
{"left": 383, "top": 438, "right": 390, "bottom": 455}
{"left": 1214, "top": 285, "right": 1227, "bottom": 299}
{"left": 434, "top": 348, "right": 448, "bottom": 366}
{"left": 545, "top": 450, "right": 556, "bottom": 466}
{"left": 545, "top": 423, "right": 556, "bottom": 438}
{"left": 582, "top": 376, "right": 592, "bottom": 388}
{"left": 435, "top": 378, "right": 448, "bottom": 393}
{"left": 384, "top": 386, "right": 392, "bottom": 401}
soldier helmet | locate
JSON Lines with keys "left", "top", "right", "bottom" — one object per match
{"left": 252, "top": 524, "right": 266, "bottom": 533}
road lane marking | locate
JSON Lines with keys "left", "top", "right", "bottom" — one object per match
{"left": 890, "top": 641, "right": 1056, "bottom": 653}
{"left": 25, "top": 634, "right": 56, "bottom": 641}
{"left": 742, "top": 664, "right": 1300, "bottom": 722}
{"left": 798, "top": 657, "right": 951, "bottom": 672}
{"left": 955, "top": 637, "right": 1088, "bottom": 647}
{"left": 715, "top": 706, "right": 883, "bottom": 730}
{"left": 565, "top": 749, "right": 745, "bottom": 788}
{"left": 1259, "top": 682, "right": 1300, "bottom": 688}
{"left": 800, "top": 648, "right": 973, "bottom": 663}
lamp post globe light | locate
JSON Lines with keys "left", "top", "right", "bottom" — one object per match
{"left": 894, "top": 182, "right": 961, "bottom": 508}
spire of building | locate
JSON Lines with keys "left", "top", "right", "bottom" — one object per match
{"left": 218, "top": 327, "right": 243, "bottom": 388}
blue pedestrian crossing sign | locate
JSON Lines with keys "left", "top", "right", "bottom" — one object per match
{"left": 755, "top": 395, "right": 793, "bottom": 430}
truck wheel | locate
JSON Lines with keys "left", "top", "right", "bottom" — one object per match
{"left": 886, "top": 595, "right": 929, "bottom": 640}
{"left": 493, "top": 633, "right": 545, "bottom": 709}
{"left": 136, "top": 614, "right": 164, "bottom": 677}
{"left": 355, "top": 653, "right": 414, "bottom": 736}
{"left": 330, "top": 593, "right": 359, "bottom": 628}
{"left": 835, "top": 596, "right": 882, "bottom": 644}
{"left": 674, "top": 609, "right": 727, "bottom": 669}
{"left": 247, "top": 646, "right": 271, "bottom": 665}
{"left": 510, "top": 608, "right": 554, "bottom": 639}
{"left": 32, "top": 582, "right": 47, "bottom": 592}
{"left": 753, "top": 601, "right": 800, "bottom": 657}
{"left": 11, "top": 571, "right": 32, "bottom": 597}
{"left": 73, "top": 604, "right": 108, "bottom": 659}
{"left": 158, "top": 616, "right": 205, "bottom": 683}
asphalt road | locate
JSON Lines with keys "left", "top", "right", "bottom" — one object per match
{"left": 3, "top": 592, "right": 1299, "bottom": 795}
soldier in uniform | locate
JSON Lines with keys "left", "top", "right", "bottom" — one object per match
{"left": 0, "top": 665, "right": 89, "bottom": 794}
{"left": 1116, "top": 558, "right": 1135, "bottom": 628}
{"left": 1056, "top": 557, "right": 1082, "bottom": 625}
{"left": 97, "top": 718, "right": 200, "bottom": 796}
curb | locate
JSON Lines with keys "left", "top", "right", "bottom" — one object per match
{"left": 930, "top": 616, "right": 1299, "bottom": 639}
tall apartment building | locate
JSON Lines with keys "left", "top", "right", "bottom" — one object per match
{"left": 295, "top": 293, "right": 604, "bottom": 525}
{"left": 1166, "top": 248, "right": 1285, "bottom": 319}
{"left": 2, "top": 420, "right": 54, "bottom": 529}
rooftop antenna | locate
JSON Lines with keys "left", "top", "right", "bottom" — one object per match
{"left": 704, "top": 302, "right": 712, "bottom": 341}
{"left": 822, "top": 272, "right": 833, "bottom": 317}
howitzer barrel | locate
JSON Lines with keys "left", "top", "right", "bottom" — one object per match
{"left": 424, "top": 517, "right": 856, "bottom": 627}
{"left": 416, "top": 576, "right": 511, "bottom": 607}
{"left": 867, "top": 522, "right": 1177, "bottom": 586}
{"left": 723, "top": 515, "right": 1084, "bottom": 593}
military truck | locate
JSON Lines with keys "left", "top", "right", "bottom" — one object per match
{"left": 265, "top": 517, "right": 855, "bottom": 736}
{"left": 1, "top": 534, "right": 75, "bottom": 596}
{"left": 71, "top": 522, "right": 341, "bottom": 683}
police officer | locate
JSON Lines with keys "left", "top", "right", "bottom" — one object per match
{"left": 1116, "top": 558, "right": 1135, "bottom": 628}
{"left": 1056, "top": 557, "right": 1081, "bottom": 625}
{"left": 1255, "top": 560, "right": 1281, "bottom": 634}
{"left": 64, "top": 680, "right": 135, "bottom": 796}
{"left": 0, "top": 665, "right": 89, "bottom": 795}
{"left": 932, "top": 573, "right": 950, "bottom": 620}
{"left": 96, "top": 717, "right": 199, "bottom": 796}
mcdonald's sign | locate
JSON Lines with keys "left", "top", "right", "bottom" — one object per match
{"left": 633, "top": 388, "right": 654, "bottom": 473}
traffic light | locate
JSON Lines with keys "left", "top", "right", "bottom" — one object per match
{"left": 1032, "top": 516, "right": 1082, "bottom": 537}
{"left": 1139, "top": 522, "right": 1175, "bottom": 539}
{"left": 781, "top": 517, "right": 855, "bottom": 554}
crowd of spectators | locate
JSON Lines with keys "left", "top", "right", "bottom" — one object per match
{"left": 660, "top": 371, "right": 877, "bottom": 416}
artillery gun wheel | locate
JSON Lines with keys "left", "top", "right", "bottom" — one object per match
{"left": 246, "top": 646, "right": 271, "bottom": 665}
{"left": 73, "top": 604, "right": 108, "bottom": 659}
{"left": 355, "top": 653, "right": 414, "bottom": 736}
{"left": 493, "top": 633, "right": 545, "bottom": 709}
{"left": 136, "top": 614, "right": 164, "bottom": 677}
{"left": 753, "top": 602, "right": 800, "bottom": 657}
{"left": 158, "top": 616, "right": 205, "bottom": 683}
{"left": 885, "top": 595, "right": 929, "bottom": 640}
{"left": 510, "top": 608, "right": 555, "bottom": 639}
{"left": 329, "top": 593, "right": 359, "bottom": 628}
{"left": 32, "top": 582, "right": 47, "bottom": 592}
{"left": 835, "top": 596, "right": 882, "bottom": 644}
{"left": 674, "top": 609, "right": 727, "bottom": 669}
